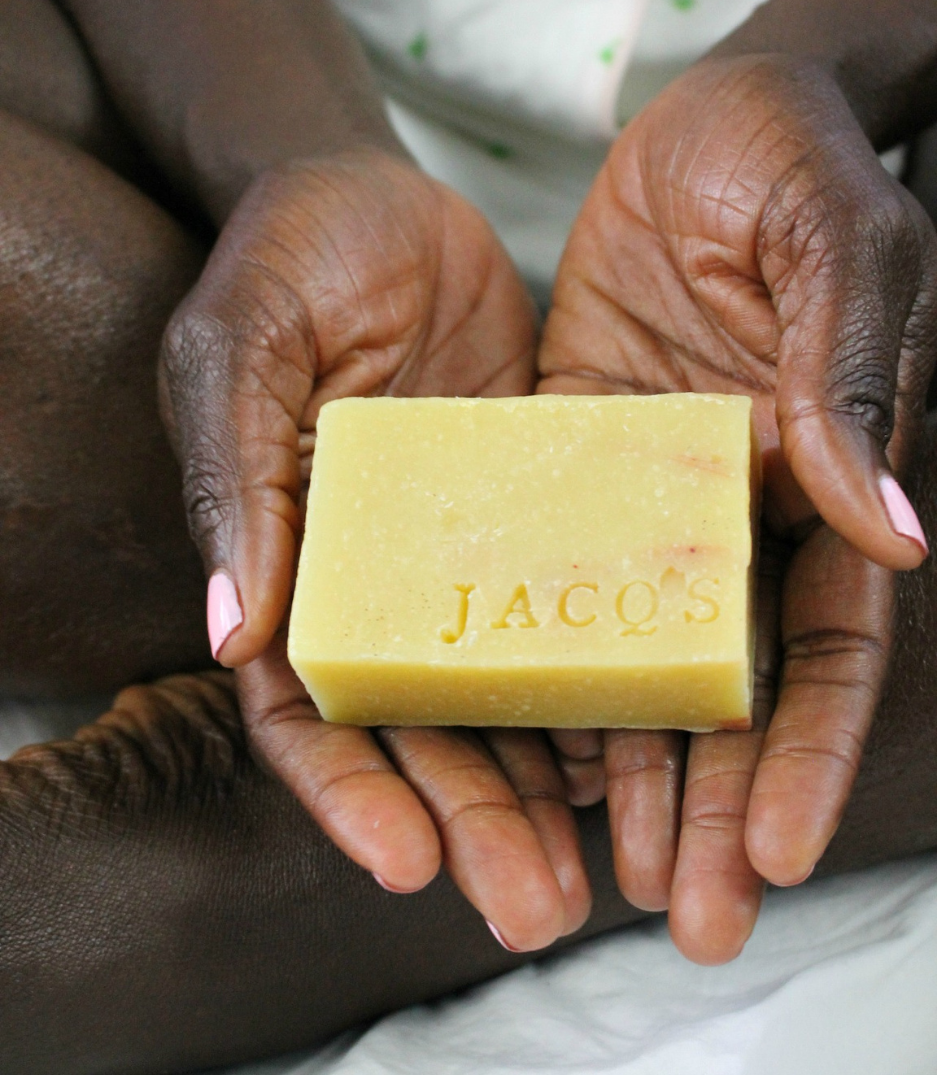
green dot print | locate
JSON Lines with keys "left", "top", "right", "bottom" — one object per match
{"left": 598, "top": 39, "right": 620, "bottom": 65}
{"left": 408, "top": 32, "right": 428, "bottom": 60}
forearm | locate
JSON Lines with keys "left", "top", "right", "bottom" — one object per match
{"left": 59, "top": 0, "right": 406, "bottom": 223}
{"left": 710, "top": 0, "right": 937, "bottom": 149}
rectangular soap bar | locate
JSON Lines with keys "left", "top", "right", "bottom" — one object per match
{"left": 288, "top": 394, "right": 757, "bottom": 731}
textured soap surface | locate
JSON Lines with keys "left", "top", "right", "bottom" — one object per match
{"left": 288, "top": 395, "right": 757, "bottom": 730}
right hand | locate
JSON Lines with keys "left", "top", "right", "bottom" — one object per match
{"left": 159, "top": 149, "right": 591, "bottom": 951}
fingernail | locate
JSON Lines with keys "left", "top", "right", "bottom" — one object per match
{"left": 487, "top": 921, "right": 522, "bottom": 953}
{"left": 879, "top": 474, "right": 928, "bottom": 556}
{"left": 776, "top": 863, "right": 815, "bottom": 888}
{"left": 372, "top": 872, "right": 415, "bottom": 894}
{"left": 207, "top": 571, "right": 243, "bottom": 659}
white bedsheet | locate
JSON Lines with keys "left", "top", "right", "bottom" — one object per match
{"left": 214, "top": 855, "right": 937, "bottom": 1075}
{"left": 4, "top": 705, "right": 936, "bottom": 1075}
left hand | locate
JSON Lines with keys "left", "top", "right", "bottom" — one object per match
{"left": 538, "top": 55, "right": 932, "bottom": 962}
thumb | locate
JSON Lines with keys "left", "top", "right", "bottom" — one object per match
{"left": 160, "top": 300, "right": 312, "bottom": 668}
{"left": 767, "top": 177, "right": 937, "bottom": 570}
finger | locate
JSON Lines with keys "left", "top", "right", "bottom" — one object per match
{"left": 746, "top": 527, "right": 894, "bottom": 886}
{"left": 667, "top": 540, "right": 783, "bottom": 964}
{"left": 556, "top": 757, "right": 607, "bottom": 807}
{"left": 763, "top": 161, "right": 937, "bottom": 571}
{"left": 378, "top": 726, "right": 567, "bottom": 953}
{"left": 605, "top": 730, "right": 684, "bottom": 913}
{"left": 160, "top": 250, "right": 313, "bottom": 669}
{"left": 548, "top": 729, "right": 603, "bottom": 760}
{"left": 484, "top": 728, "right": 592, "bottom": 935}
{"left": 236, "top": 635, "right": 441, "bottom": 892}
{"left": 547, "top": 729, "right": 606, "bottom": 806}
{"left": 669, "top": 728, "right": 766, "bottom": 965}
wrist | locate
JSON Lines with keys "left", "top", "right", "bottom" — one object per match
{"left": 227, "top": 146, "right": 422, "bottom": 229}
{"left": 708, "top": 0, "right": 937, "bottom": 149}
{"left": 62, "top": 0, "right": 410, "bottom": 225}
{"left": 184, "top": 91, "right": 409, "bottom": 225}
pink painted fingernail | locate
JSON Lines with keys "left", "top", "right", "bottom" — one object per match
{"left": 879, "top": 474, "right": 928, "bottom": 556}
{"left": 487, "top": 921, "right": 521, "bottom": 952}
{"left": 207, "top": 571, "right": 243, "bottom": 659}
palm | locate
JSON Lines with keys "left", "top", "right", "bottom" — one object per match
{"left": 539, "top": 87, "right": 780, "bottom": 468}
{"left": 283, "top": 154, "right": 537, "bottom": 422}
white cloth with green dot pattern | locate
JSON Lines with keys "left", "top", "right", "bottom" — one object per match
{"left": 333, "top": 0, "right": 764, "bottom": 299}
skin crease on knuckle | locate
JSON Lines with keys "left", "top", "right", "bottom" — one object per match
{"left": 3, "top": 9, "right": 937, "bottom": 1075}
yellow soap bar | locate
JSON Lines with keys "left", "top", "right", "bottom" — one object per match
{"left": 288, "top": 395, "right": 757, "bottom": 731}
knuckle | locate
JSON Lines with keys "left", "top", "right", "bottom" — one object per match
{"left": 248, "top": 693, "right": 311, "bottom": 734}
{"left": 506, "top": 762, "right": 565, "bottom": 801}
{"left": 162, "top": 273, "right": 314, "bottom": 408}
{"left": 681, "top": 802, "right": 747, "bottom": 833}
{"left": 780, "top": 361, "right": 895, "bottom": 448}
{"left": 312, "top": 766, "right": 389, "bottom": 814}
{"left": 440, "top": 796, "right": 525, "bottom": 831}
{"left": 753, "top": 668, "right": 777, "bottom": 701}
{"left": 250, "top": 717, "right": 389, "bottom": 814}
{"left": 865, "top": 188, "right": 922, "bottom": 268}
{"left": 180, "top": 457, "right": 239, "bottom": 548}
{"left": 684, "top": 761, "right": 752, "bottom": 800}
{"left": 516, "top": 784, "right": 569, "bottom": 810}
{"left": 766, "top": 153, "right": 909, "bottom": 267}
{"left": 762, "top": 729, "right": 864, "bottom": 781}
{"left": 606, "top": 732, "right": 683, "bottom": 783}
{"left": 161, "top": 307, "right": 235, "bottom": 391}
{"left": 781, "top": 636, "right": 885, "bottom": 706}
{"left": 607, "top": 754, "right": 681, "bottom": 784}
{"left": 784, "top": 626, "right": 886, "bottom": 678}
{"left": 826, "top": 366, "right": 895, "bottom": 444}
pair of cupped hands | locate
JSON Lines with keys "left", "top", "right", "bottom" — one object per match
{"left": 160, "top": 58, "right": 937, "bottom": 964}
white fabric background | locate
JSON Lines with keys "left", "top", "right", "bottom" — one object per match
{"left": 212, "top": 854, "right": 937, "bottom": 1075}
{"left": 334, "top": 0, "right": 650, "bottom": 141}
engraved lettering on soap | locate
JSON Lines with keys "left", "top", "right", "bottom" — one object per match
{"left": 659, "top": 567, "right": 686, "bottom": 601}
{"left": 684, "top": 577, "right": 720, "bottom": 623}
{"left": 557, "top": 582, "right": 598, "bottom": 627}
{"left": 440, "top": 584, "right": 476, "bottom": 643}
{"left": 615, "top": 581, "right": 659, "bottom": 636}
{"left": 491, "top": 583, "right": 540, "bottom": 629}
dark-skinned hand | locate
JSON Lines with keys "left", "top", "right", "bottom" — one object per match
{"left": 159, "top": 149, "right": 593, "bottom": 953}
{"left": 539, "top": 55, "right": 937, "bottom": 963}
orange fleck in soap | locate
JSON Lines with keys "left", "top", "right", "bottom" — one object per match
{"left": 288, "top": 395, "right": 758, "bottom": 730}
